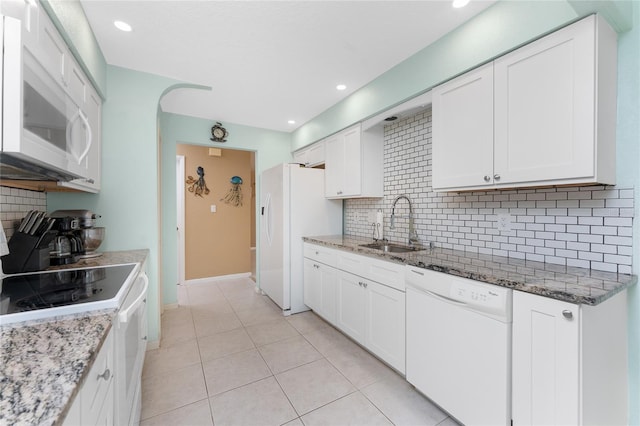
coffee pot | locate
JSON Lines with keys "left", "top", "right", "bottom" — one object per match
{"left": 50, "top": 235, "right": 74, "bottom": 265}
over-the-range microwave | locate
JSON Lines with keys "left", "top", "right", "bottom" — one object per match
{"left": 1, "top": 13, "right": 91, "bottom": 182}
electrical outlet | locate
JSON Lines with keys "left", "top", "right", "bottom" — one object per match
{"left": 496, "top": 213, "right": 512, "bottom": 232}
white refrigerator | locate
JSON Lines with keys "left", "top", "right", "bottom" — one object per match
{"left": 260, "top": 163, "right": 343, "bottom": 314}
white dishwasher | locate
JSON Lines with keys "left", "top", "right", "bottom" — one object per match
{"left": 405, "top": 266, "right": 512, "bottom": 426}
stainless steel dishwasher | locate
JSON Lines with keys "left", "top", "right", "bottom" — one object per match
{"left": 405, "top": 265, "right": 513, "bottom": 426}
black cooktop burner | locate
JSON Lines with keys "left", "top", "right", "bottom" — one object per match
{"left": 0, "top": 264, "right": 136, "bottom": 316}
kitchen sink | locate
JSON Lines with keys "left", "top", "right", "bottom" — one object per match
{"left": 359, "top": 242, "right": 424, "bottom": 253}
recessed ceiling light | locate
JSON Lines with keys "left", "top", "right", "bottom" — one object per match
{"left": 336, "top": 84, "right": 347, "bottom": 91}
{"left": 452, "top": 0, "right": 470, "bottom": 8}
{"left": 114, "top": 20, "right": 132, "bottom": 32}
{"left": 288, "top": 120, "right": 296, "bottom": 125}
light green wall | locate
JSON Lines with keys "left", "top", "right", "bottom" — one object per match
{"left": 40, "top": 0, "right": 107, "bottom": 97}
{"left": 616, "top": 3, "right": 640, "bottom": 424}
{"left": 48, "top": 66, "right": 186, "bottom": 343}
{"left": 291, "top": 0, "right": 578, "bottom": 150}
{"left": 159, "top": 112, "right": 292, "bottom": 305}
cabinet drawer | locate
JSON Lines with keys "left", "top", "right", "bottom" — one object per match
{"left": 363, "top": 257, "right": 404, "bottom": 292}
{"left": 81, "top": 329, "right": 114, "bottom": 422}
{"left": 337, "top": 251, "right": 404, "bottom": 292}
{"left": 336, "top": 251, "right": 366, "bottom": 277}
{"left": 304, "top": 243, "right": 338, "bottom": 267}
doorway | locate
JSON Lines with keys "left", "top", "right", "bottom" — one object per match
{"left": 176, "top": 145, "right": 256, "bottom": 283}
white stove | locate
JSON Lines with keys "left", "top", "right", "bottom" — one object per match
{"left": 0, "top": 263, "right": 138, "bottom": 325}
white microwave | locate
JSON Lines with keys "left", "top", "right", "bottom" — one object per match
{"left": 1, "top": 14, "right": 91, "bottom": 181}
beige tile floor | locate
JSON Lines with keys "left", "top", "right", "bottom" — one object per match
{"left": 140, "top": 277, "right": 458, "bottom": 426}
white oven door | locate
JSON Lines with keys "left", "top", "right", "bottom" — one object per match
{"left": 116, "top": 271, "right": 148, "bottom": 426}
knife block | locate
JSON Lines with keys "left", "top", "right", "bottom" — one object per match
{"left": 1, "top": 231, "right": 56, "bottom": 274}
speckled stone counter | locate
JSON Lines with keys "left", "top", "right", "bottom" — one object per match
{"left": 0, "top": 249, "right": 148, "bottom": 426}
{"left": 304, "top": 235, "right": 637, "bottom": 305}
{"left": 46, "top": 249, "right": 149, "bottom": 271}
{"left": 0, "top": 311, "right": 114, "bottom": 426}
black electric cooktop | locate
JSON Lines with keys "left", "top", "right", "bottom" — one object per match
{"left": 0, "top": 264, "right": 137, "bottom": 324}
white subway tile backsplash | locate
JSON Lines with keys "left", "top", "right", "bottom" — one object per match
{"left": 1, "top": 186, "right": 46, "bottom": 239}
{"left": 344, "top": 108, "right": 635, "bottom": 273}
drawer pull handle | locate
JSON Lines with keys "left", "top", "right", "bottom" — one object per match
{"left": 562, "top": 310, "right": 573, "bottom": 319}
{"left": 411, "top": 269, "right": 424, "bottom": 276}
{"left": 358, "top": 281, "right": 368, "bottom": 288}
{"left": 97, "top": 368, "right": 111, "bottom": 381}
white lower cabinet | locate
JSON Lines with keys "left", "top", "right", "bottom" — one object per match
{"left": 336, "top": 270, "right": 405, "bottom": 373}
{"left": 63, "top": 328, "right": 115, "bottom": 426}
{"left": 512, "top": 290, "right": 628, "bottom": 426}
{"left": 303, "top": 243, "right": 405, "bottom": 373}
{"left": 303, "top": 258, "right": 338, "bottom": 324}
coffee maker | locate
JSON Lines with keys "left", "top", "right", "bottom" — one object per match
{"left": 49, "top": 210, "right": 102, "bottom": 265}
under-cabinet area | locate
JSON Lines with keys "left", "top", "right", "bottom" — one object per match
{"left": 303, "top": 236, "right": 635, "bottom": 425}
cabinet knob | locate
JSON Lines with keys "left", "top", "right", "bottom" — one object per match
{"left": 494, "top": 174, "right": 501, "bottom": 181}
{"left": 84, "top": 178, "right": 95, "bottom": 184}
{"left": 483, "top": 175, "right": 491, "bottom": 182}
{"left": 97, "top": 368, "right": 111, "bottom": 381}
{"left": 562, "top": 310, "right": 573, "bottom": 319}
{"left": 337, "top": 191, "right": 343, "bottom": 195}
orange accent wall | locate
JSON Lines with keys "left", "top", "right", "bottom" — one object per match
{"left": 177, "top": 144, "right": 254, "bottom": 280}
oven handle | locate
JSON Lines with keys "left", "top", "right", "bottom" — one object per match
{"left": 119, "top": 273, "right": 149, "bottom": 323}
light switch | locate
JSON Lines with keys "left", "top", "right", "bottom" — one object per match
{"left": 211, "top": 205, "right": 217, "bottom": 213}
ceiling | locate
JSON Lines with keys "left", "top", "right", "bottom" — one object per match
{"left": 80, "top": 0, "right": 496, "bottom": 133}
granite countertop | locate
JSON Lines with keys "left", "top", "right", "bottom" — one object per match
{"left": 0, "top": 249, "right": 148, "bottom": 426}
{"left": 304, "top": 235, "right": 637, "bottom": 306}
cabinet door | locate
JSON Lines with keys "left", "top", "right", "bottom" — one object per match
{"left": 35, "top": 9, "right": 67, "bottom": 87}
{"left": 365, "top": 281, "right": 405, "bottom": 373}
{"left": 324, "top": 134, "right": 344, "bottom": 197}
{"left": 512, "top": 291, "right": 580, "bottom": 426}
{"left": 306, "top": 141, "right": 326, "bottom": 167}
{"left": 303, "top": 258, "right": 321, "bottom": 312}
{"left": 340, "top": 126, "right": 362, "bottom": 196}
{"left": 336, "top": 270, "right": 366, "bottom": 344}
{"left": 432, "top": 63, "right": 494, "bottom": 190}
{"left": 293, "top": 147, "right": 308, "bottom": 166}
{"left": 318, "top": 264, "right": 338, "bottom": 324}
{"left": 494, "top": 17, "right": 595, "bottom": 185}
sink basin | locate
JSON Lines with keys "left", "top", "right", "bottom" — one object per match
{"left": 359, "top": 242, "right": 424, "bottom": 253}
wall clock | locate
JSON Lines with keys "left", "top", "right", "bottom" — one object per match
{"left": 210, "top": 122, "right": 228, "bottom": 142}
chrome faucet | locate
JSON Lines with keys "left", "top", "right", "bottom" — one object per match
{"left": 390, "top": 194, "right": 420, "bottom": 246}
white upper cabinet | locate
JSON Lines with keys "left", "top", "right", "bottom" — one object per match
{"left": 293, "top": 140, "right": 325, "bottom": 168}
{"left": 432, "top": 14, "right": 617, "bottom": 192}
{"left": 432, "top": 63, "right": 494, "bottom": 190}
{"left": 324, "top": 123, "right": 383, "bottom": 199}
{"left": 59, "top": 86, "right": 102, "bottom": 193}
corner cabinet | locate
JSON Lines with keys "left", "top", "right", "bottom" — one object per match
{"left": 303, "top": 243, "right": 405, "bottom": 373}
{"left": 432, "top": 14, "right": 617, "bottom": 192}
{"left": 512, "top": 290, "right": 628, "bottom": 426}
{"left": 324, "top": 124, "right": 383, "bottom": 199}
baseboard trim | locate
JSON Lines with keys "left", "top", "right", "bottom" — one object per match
{"left": 184, "top": 272, "right": 251, "bottom": 286}
{"left": 163, "top": 302, "right": 179, "bottom": 310}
